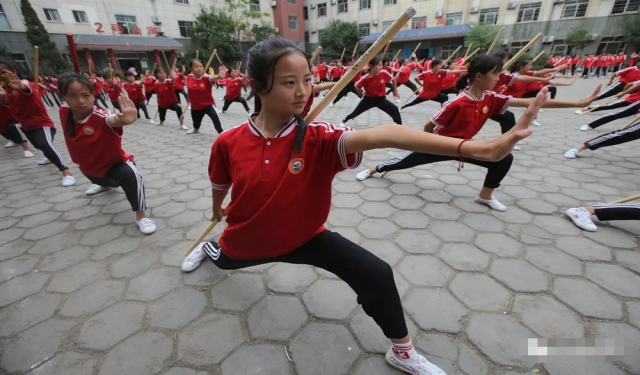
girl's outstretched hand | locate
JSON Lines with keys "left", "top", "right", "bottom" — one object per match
{"left": 110, "top": 95, "right": 138, "bottom": 126}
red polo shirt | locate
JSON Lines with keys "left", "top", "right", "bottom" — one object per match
{"left": 187, "top": 74, "right": 216, "bottom": 110}
{"left": 3, "top": 81, "right": 55, "bottom": 130}
{"left": 208, "top": 117, "right": 363, "bottom": 259}
{"left": 123, "top": 82, "right": 145, "bottom": 103}
{"left": 356, "top": 70, "right": 393, "bottom": 97}
{"left": 417, "top": 70, "right": 447, "bottom": 99}
{"left": 224, "top": 78, "right": 243, "bottom": 100}
{"left": 617, "top": 66, "right": 640, "bottom": 84}
{"left": 396, "top": 63, "right": 415, "bottom": 84}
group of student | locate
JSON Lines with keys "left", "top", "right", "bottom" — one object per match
{"left": 548, "top": 51, "right": 639, "bottom": 78}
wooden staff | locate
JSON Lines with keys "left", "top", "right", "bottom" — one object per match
{"left": 532, "top": 50, "right": 546, "bottom": 64}
{"left": 621, "top": 114, "right": 640, "bottom": 130}
{"left": 382, "top": 42, "right": 391, "bottom": 57}
{"left": 88, "top": 59, "right": 92, "bottom": 76}
{"left": 236, "top": 61, "right": 242, "bottom": 70}
{"left": 411, "top": 42, "right": 422, "bottom": 57}
{"left": 460, "top": 48, "right": 480, "bottom": 65}
{"left": 33, "top": 46, "right": 39, "bottom": 87}
{"left": 310, "top": 46, "right": 322, "bottom": 65}
{"left": 464, "top": 43, "right": 473, "bottom": 58}
{"left": 443, "top": 45, "right": 463, "bottom": 66}
{"left": 503, "top": 33, "right": 543, "bottom": 71}
{"left": 486, "top": 27, "right": 505, "bottom": 55}
{"left": 215, "top": 52, "right": 223, "bottom": 65}
{"left": 607, "top": 193, "right": 640, "bottom": 204}
{"left": 391, "top": 49, "right": 402, "bottom": 62}
{"left": 108, "top": 63, "right": 113, "bottom": 78}
{"left": 352, "top": 42, "right": 359, "bottom": 58}
{"left": 573, "top": 96, "right": 620, "bottom": 119}
{"left": 196, "top": 50, "right": 199, "bottom": 59}
{"left": 162, "top": 51, "right": 171, "bottom": 71}
{"left": 184, "top": 219, "right": 218, "bottom": 256}
{"left": 179, "top": 49, "right": 217, "bottom": 121}
{"left": 339, "top": 47, "right": 346, "bottom": 62}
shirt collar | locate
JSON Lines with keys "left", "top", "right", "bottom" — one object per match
{"left": 76, "top": 106, "right": 97, "bottom": 124}
{"left": 247, "top": 114, "right": 297, "bottom": 138}
{"left": 462, "top": 89, "right": 485, "bottom": 101}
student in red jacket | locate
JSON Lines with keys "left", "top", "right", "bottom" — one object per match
{"left": 1, "top": 102, "right": 33, "bottom": 157}
{"left": 142, "top": 69, "right": 156, "bottom": 103}
{"left": 173, "top": 66, "right": 188, "bottom": 105}
{"left": 402, "top": 58, "right": 466, "bottom": 109}
{"left": 596, "top": 59, "right": 640, "bottom": 100}
{"left": 56, "top": 73, "right": 156, "bottom": 234}
{"left": 570, "top": 54, "right": 581, "bottom": 75}
{"left": 154, "top": 68, "right": 188, "bottom": 129}
{"left": 123, "top": 71, "right": 156, "bottom": 123}
{"left": 316, "top": 60, "right": 329, "bottom": 83}
{"left": 615, "top": 52, "right": 627, "bottom": 72}
{"left": 387, "top": 57, "right": 418, "bottom": 102}
{"left": 185, "top": 59, "right": 226, "bottom": 134}
{"left": 582, "top": 54, "right": 595, "bottom": 78}
{"left": 331, "top": 58, "right": 364, "bottom": 106}
{"left": 104, "top": 75, "right": 123, "bottom": 111}
{"left": 221, "top": 68, "right": 250, "bottom": 113}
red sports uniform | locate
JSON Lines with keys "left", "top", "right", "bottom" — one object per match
{"left": 0, "top": 103, "right": 20, "bottom": 133}
{"left": 491, "top": 72, "right": 516, "bottom": 93}
{"left": 155, "top": 80, "right": 178, "bottom": 107}
{"left": 503, "top": 72, "right": 534, "bottom": 98}
{"left": 224, "top": 77, "right": 243, "bottom": 100}
{"left": 395, "top": 64, "right": 415, "bottom": 84}
{"left": 329, "top": 66, "right": 346, "bottom": 80}
{"left": 3, "top": 80, "right": 54, "bottom": 130}
{"left": 187, "top": 74, "right": 216, "bottom": 110}
{"left": 416, "top": 70, "right": 447, "bottom": 99}
{"left": 123, "top": 82, "right": 146, "bottom": 103}
{"left": 616, "top": 66, "right": 640, "bottom": 84}
{"left": 317, "top": 65, "right": 329, "bottom": 80}
{"left": 174, "top": 73, "right": 186, "bottom": 90}
{"left": 356, "top": 70, "right": 393, "bottom": 97}
{"left": 104, "top": 83, "right": 122, "bottom": 102}
{"left": 143, "top": 76, "right": 156, "bottom": 93}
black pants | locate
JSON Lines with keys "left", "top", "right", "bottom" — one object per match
{"left": 111, "top": 101, "right": 121, "bottom": 112}
{"left": 159, "top": 103, "right": 183, "bottom": 123}
{"left": 585, "top": 122, "right": 640, "bottom": 150}
{"left": 202, "top": 230, "right": 407, "bottom": 339}
{"left": 95, "top": 95, "right": 108, "bottom": 110}
{"left": 387, "top": 81, "right": 418, "bottom": 95}
{"left": 222, "top": 97, "right": 250, "bottom": 112}
{"left": 145, "top": 91, "right": 154, "bottom": 102}
{"left": 174, "top": 89, "right": 188, "bottom": 104}
{"left": 523, "top": 87, "right": 556, "bottom": 100}
{"left": 376, "top": 151, "right": 513, "bottom": 189}
{"left": 440, "top": 86, "right": 458, "bottom": 96}
{"left": 41, "top": 94, "right": 53, "bottom": 107}
{"left": 582, "top": 67, "right": 592, "bottom": 78}
{"left": 489, "top": 110, "right": 516, "bottom": 134}
{"left": 571, "top": 64, "right": 578, "bottom": 75}
{"left": 51, "top": 92, "right": 62, "bottom": 107}
{"left": 588, "top": 102, "right": 640, "bottom": 129}
{"left": 333, "top": 82, "right": 362, "bottom": 104}
{"left": 85, "top": 160, "right": 146, "bottom": 212}
{"left": 191, "top": 105, "right": 224, "bottom": 133}
{"left": 589, "top": 100, "right": 631, "bottom": 113}
{"left": 22, "top": 127, "right": 68, "bottom": 171}
{"left": 594, "top": 202, "right": 640, "bottom": 221}
{"left": 596, "top": 82, "right": 625, "bottom": 101}
{"left": 1, "top": 123, "right": 26, "bottom": 144}
{"left": 135, "top": 101, "right": 151, "bottom": 119}
{"left": 343, "top": 96, "right": 402, "bottom": 125}
{"left": 402, "top": 93, "right": 448, "bottom": 109}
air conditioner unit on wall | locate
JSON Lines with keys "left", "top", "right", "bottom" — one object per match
{"left": 469, "top": 6, "right": 479, "bottom": 14}
{"left": 312, "top": 27, "right": 317, "bottom": 33}
{"left": 331, "top": 0, "right": 336, "bottom": 4}
{"left": 152, "top": 16, "right": 162, "bottom": 24}
{"left": 435, "top": 10, "right": 443, "bottom": 18}
{"left": 507, "top": 1, "right": 518, "bottom": 9}
{"left": 372, "top": 19, "right": 379, "bottom": 25}
{"left": 499, "top": 39, "right": 509, "bottom": 45}
{"left": 542, "top": 35, "right": 555, "bottom": 43}
{"left": 311, "top": 3, "right": 316, "bottom": 8}
{"left": 271, "top": 0, "right": 276, "bottom": 6}
{"left": 588, "top": 33, "right": 598, "bottom": 40}
{"left": 553, "top": 0, "right": 564, "bottom": 4}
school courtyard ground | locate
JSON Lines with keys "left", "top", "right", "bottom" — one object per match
{"left": 0, "top": 77, "right": 639, "bottom": 375}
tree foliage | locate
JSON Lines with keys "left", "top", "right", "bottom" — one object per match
{"left": 250, "top": 21, "right": 279, "bottom": 43}
{"left": 19, "top": 0, "right": 67, "bottom": 74}
{"left": 566, "top": 29, "right": 591, "bottom": 54}
{"left": 319, "top": 20, "right": 360, "bottom": 60}
{"left": 225, "top": 0, "right": 270, "bottom": 46}
{"left": 464, "top": 23, "right": 499, "bottom": 50}
{"left": 189, "top": 6, "right": 241, "bottom": 65}
{"left": 622, "top": 13, "right": 640, "bottom": 49}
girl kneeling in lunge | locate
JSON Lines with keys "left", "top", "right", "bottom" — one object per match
{"left": 182, "top": 37, "right": 541, "bottom": 375}
{"left": 57, "top": 73, "right": 156, "bottom": 234}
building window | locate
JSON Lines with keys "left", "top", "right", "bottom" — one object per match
{"left": 115, "top": 14, "right": 137, "bottom": 34}
{"left": 318, "top": 28, "right": 325, "bottom": 40}
{"left": 288, "top": 0, "right": 296, "bottom": 3}
{"left": 384, "top": 49, "right": 394, "bottom": 60}
{"left": 382, "top": 20, "right": 393, "bottom": 31}
{"left": 384, "top": 0, "right": 397, "bottom": 5}
{"left": 517, "top": 2, "right": 541, "bottom": 22}
{"left": 562, "top": 0, "right": 589, "bottom": 18}
{"left": 10, "top": 53, "right": 30, "bottom": 71}
{"left": 598, "top": 36, "right": 626, "bottom": 53}
{"left": 289, "top": 15, "right": 298, "bottom": 29}
{"left": 360, "top": 0, "right": 371, "bottom": 9}
{"left": 303, "top": 6, "right": 308, "bottom": 19}
{"left": 611, "top": 0, "right": 639, "bottom": 13}
{"left": 337, "top": 0, "right": 348, "bottom": 13}
{"left": 445, "top": 12, "right": 462, "bottom": 25}
{"left": 440, "top": 45, "right": 459, "bottom": 59}
{"left": 412, "top": 16, "right": 427, "bottom": 29}
{"left": 509, "top": 41, "right": 528, "bottom": 53}
{"left": 317, "top": 3, "right": 327, "bottom": 17}
{"left": 43, "top": 8, "right": 60, "bottom": 22}
{"left": 479, "top": 7, "right": 499, "bottom": 24}
{"left": 304, "top": 31, "right": 309, "bottom": 42}
{"left": 359, "top": 23, "right": 370, "bottom": 36}
{"left": 174, "top": 0, "right": 189, "bottom": 4}
{"left": 250, "top": 0, "right": 260, "bottom": 12}
{"left": 0, "top": 5, "right": 11, "bottom": 29}
{"left": 178, "top": 21, "right": 194, "bottom": 37}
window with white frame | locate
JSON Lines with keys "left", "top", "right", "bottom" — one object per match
{"left": 359, "top": 23, "right": 370, "bottom": 36}
{"left": 382, "top": 20, "right": 393, "bottom": 31}
{"left": 517, "top": 2, "right": 541, "bottom": 22}
{"left": 72, "top": 10, "right": 88, "bottom": 23}
{"left": 479, "top": 7, "right": 499, "bottom": 24}
{"left": 440, "top": 45, "right": 459, "bottom": 59}
{"left": 360, "top": 0, "right": 370, "bottom": 10}
{"left": 178, "top": 21, "right": 194, "bottom": 37}
{"left": 412, "top": 16, "right": 427, "bottom": 29}
{"left": 174, "top": 0, "right": 189, "bottom": 4}
{"left": 337, "top": 0, "right": 347, "bottom": 13}
{"left": 318, "top": 28, "right": 325, "bottom": 40}
{"left": 445, "top": 12, "right": 462, "bottom": 25}
{"left": 551, "top": 41, "right": 571, "bottom": 56}
{"left": 562, "top": 0, "right": 589, "bottom": 18}
{"left": 250, "top": 0, "right": 260, "bottom": 12}
{"left": 384, "top": 0, "right": 397, "bottom": 5}
{"left": 598, "top": 36, "right": 626, "bottom": 53}
{"left": 317, "top": 3, "right": 327, "bottom": 17}
{"left": 0, "top": 5, "right": 11, "bottom": 29}
{"left": 43, "top": 8, "right": 60, "bottom": 21}
{"left": 115, "top": 14, "right": 137, "bottom": 34}
{"left": 289, "top": 15, "right": 298, "bottom": 29}
{"left": 509, "top": 41, "right": 528, "bottom": 53}
{"left": 10, "top": 53, "right": 30, "bottom": 71}
{"left": 611, "top": 0, "right": 639, "bottom": 14}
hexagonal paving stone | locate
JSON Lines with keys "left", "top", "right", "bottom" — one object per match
{"left": 0, "top": 319, "right": 77, "bottom": 372}
{"left": 462, "top": 213, "right": 504, "bottom": 232}
{"left": 415, "top": 333, "right": 458, "bottom": 361}
{"left": 80, "top": 225, "right": 124, "bottom": 246}
{"left": 211, "top": 273, "right": 265, "bottom": 311}
{"left": 393, "top": 211, "right": 429, "bottom": 229}
{"left": 524, "top": 246, "right": 582, "bottom": 276}
{"left": 628, "top": 301, "right": 640, "bottom": 329}
{"left": 353, "top": 357, "right": 402, "bottom": 375}
{"left": 585, "top": 263, "right": 640, "bottom": 298}
{"left": 0, "top": 255, "right": 39, "bottom": 282}
{"left": 349, "top": 309, "right": 417, "bottom": 353}
{"left": 148, "top": 289, "right": 206, "bottom": 329}
{"left": 555, "top": 236, "right": 611, "bottom": 261}
{"left": 450, "top": 273, "right": 511, "bottom": 312}
{"left": 474, "top": 233, "right": 524, "bottom": 257}
{"left": 458, "top": 343, "right": 489, "bottom": 375}
{"left": 617, "top": 250, "right": 640, "bottom": 274}
{"left": 583, "top": 226, "right": 637, "bottom": 249}
{"left": 389, "top": 183, "right": 421, "bottom": 195}
{"left": 545, "top": 362, "right": 626, "bottom": 375}
{"left": 23, "top": 221, "right": 70, "bottom": 240}
{"left": 357, "top": 202, "right": 396, "bottom": 218}
{"left": 0, "top": 294, "right": 61, "bottom": 337}
{"left": 221, "top": 344, "right": 291, "bottom": 375}
{"left": 491, "top": 206, "right": 532, "bottom": 223}
{"left": 423, "top": 203, "right": 462, "bottom": 220}
{"left": 361, "top": 240, "right": 404, "bottom": 267}
{"left": 15, "top": 210, "right": 61, "bottom": 228}
{"left": 389, "top": 195, "right": 426, "bottom": 210}
{"left": 332, "top": 193, "right": 363, "bottom": 208}
{"left": 552, "top": 278, "right": 622, "bottom": 319}
{"left": 590, "top": 322, "right": 640, "bottom": 374}
{"left": 403, "top": 288, "right": 468, "bottom": 333}
{"left": 248, "top": 295, "right": 308, "bottom": 340}
{"left": 513, "top": 295, "right": 584, "bottom": 338}
{"left": 438, "top": 243, "right": 490, "bottom": 271}
{"left": 267, "top": 263, "right": 317, "bottom": 293}
{"left": 466, "top": 313, "right": 537, "bottom": 367}
{"left": 517, "top": 199, "right": 557, "bottom": 214}
{"left": 183, "top": 259, "right": 228, "bottom": 286}
{"left": 178, "top": 313, "right": 245, "bottom": 367}
{"left": 28, "top": 232, "right": 81, "bottom": 255}
{"left": 303, "top": 279, "right": 357, "bottom": 319}
{"left": 358, "top": 218, "right": 398, "bottom": 239}
{"left": 327, "top": 208, "right": 364, "bottom": 227}
{"left": 47, "top": 262, "right": 106, "bottom": 293}
{"left": 533, "top": 216, "right": 580, "bottom": 236}
{"left": 26, "top": 352, "right": 98, "bottom": 375}
{"left": 289, "top": 323, "right": 361, "bottom": 375}
{"left": 126, "top": 267, "right": 182, "bottom": 301}
{"left": 398, "top": 255, "right": 453, "bottom": 287}
{"left": 161, "top": 368, "right": 210, "bottom": 375}
{"left": 59, "top": 280, "right": 125, "bottom": 318}
{"left": 11, "top": 202, "right": 53, "bottom": 217}
{"left": 431, "top": 221, "right": 475, "bottom": 242}
{"left": 333, "top": 181, "right": 365, "bottom": 193}
{"left": 98, "top": 332, "right": 173, "bottom": 375}
{"left": 0, "top": 239, "right": 31, "bottom": 261}
{"left": 489, "top": 259, "right": 548, "bottom": 292}
{"left": 110, "top": 250, "right": 158, "bottom": 278}
{"left": 359, "top": 188, "right": 392, "bottom": 202}
{"left": 75, "top": 215, "right": 111, "bottom": 230}
{"left": 77, "top": 302, "right": 146, "bottom": 350}
{"left": 394, "top": 230, "right": 441, "bottom": 254}
{"left": 91, "top": 236, "right": 142, "bottom": 260}
{"left": 38, "top": 246, "right": 92, "bottom": 272}
{"left": 0, "top": 273, "right": 49, "bottom": 307}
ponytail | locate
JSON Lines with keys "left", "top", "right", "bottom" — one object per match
{"left": 292, "top": 114, "right": 308, "bottom": 155}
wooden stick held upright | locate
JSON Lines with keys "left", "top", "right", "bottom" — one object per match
{"left": 196, "top": 50, "right": 199, "bottom": 59}
{"left": 464, "top": 43, "right": 473, "bottom": 58}
{"left": 310, "top": 46, "right": 322, "bottom": 65}
{"left": 392, "top": 49, "right": 402, "bottom": 62}
{"left": 503, "top": 33, "right": 543, "bottom": 71}
{"left": 352, "top": 42, "right": 359, "bottom": 58}
{"left": 460, "top": 48, "right": 480, "bottom": 65}
{"left": 411, "top": 42, "right": 422, "bottom": 57}
{"left": 382, "top": 42, "right": 391, "bottom": 57}
{"left": 340, "top": 47, "right": 346, "bottom": 61}
{"left": 486, "top": 27, "right": 505, "bottom": 55}
{"left": 532, "top": 50, "right": 546, "bottom": 64}
{"left": 443, "top": 45, "right": 463, "bottom": 66}
{"left": 33, "top": 46, "right": 39, "bottom": 87}
{"left": 162, "top": 51, "right": 170, "bottom": 71}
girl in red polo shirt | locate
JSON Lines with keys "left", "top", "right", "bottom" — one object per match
{"left": 56, "top": 73, "right": 156, "bottom": 234}
{"left": 182, "top": 37, "right": 539, "bottom": 375}
{"left": 598, "top": 59, "right": 640, "bottom": 100}
{"left": 173, "top": 66, "right": 188, "bottom": 105}
{"left": 331, "top": 58, "right": 363, "bottom": 105}
{"left": 104, "top": 75, "right": 122, "bottom": 112}
{"left": 221, "top": 69, "right": 250, "bottom": 114}
{"left": 84, "top": 72, "right": 108, "bottom": 110}
{"left": 1, "top": 102, "right": 33, "bottom": 157}
{"left": 122, "top": 71, "right": 156, "bottom": 124}
{"left": 142, "top": 69, "right": 156, "bottom": 103}
{"left": 387, "top": 57, "right": 418, "bottom": 102}
{"left": 402, "top": 58, "right": 466, "bottom": 109}
{"left": 340, "top": 57, "right": 402, "bottom": 127}
{"left": 154, "top": 68, "right": 188, "bottom": 129}
{"left": 572, "top": 80, "right": 640, "bottom": 132}
{"left": 0, "top": 60, "right": 75, "bottom": 186}
{"left": 357, "top": 55, "right": 599, "bottom": 212}
{"left": 185, "top": 59, "right": 226, "bottom": 134}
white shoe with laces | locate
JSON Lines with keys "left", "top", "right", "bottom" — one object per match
{"left": 531, "top": 119, "right": 541, "bottom": 126}
{"left": 182, "top": 242, "right": 207, "bottom": 272}
{"left": 24, "top": 150, "right": 34, "bottom": 158}
{"left": 339, "top": 122, "right": 346, "bottom": 128}
{"left": 149, "top": 119, "right": 157, "bottom": 124}
{"left": 565, "top": 207, "right": 597, "bottom": 231}
{"left": 136, "top": 217, "right": 156, "bottom": 235}
{"left": 513, "top": 144, "right": 521, "bottom": 151}
{"left": 580, "top": 124, "right": 591, "bottom": 131}
{"left": 330, "top": 103, "right": 334, "bottom": 107}
{"left": 475, "top": 195, "right": 506, "bottom": 211}
{"left": 85, "top": 184, "right": 111, "bottom": 196}
{"left": 186, "top": 129, "right": 200, "bottom": 134}
{"left": 384, "top": 347, "right": 447, "bottom": 375}
{"left": 356, "top": 169, "right": 372, "bottom": 181}
{"left": 38, "top": 158, "right": 51, "bottom": 165}
{"left": 564, "top": 147, "right": 581, "bottom": 159}
{"left": 4, "top": 141, "right": 16, "bottom": 148}
{"left": 62, "top": 176, "right": 76, "bottom": 187}
{"left": 180, "top": 124, "right": 189, "bottom": 130}
{"left": 574, "top": 109, "right": 583, "bottom": 115}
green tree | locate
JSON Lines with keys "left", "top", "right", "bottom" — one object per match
{"left": 622, "top": 13, "right": 640, "bottom": 50}
{"left": 566, "top": 29, "right": 592, "bottom": 54}
{"left": 319, "top": 20, "right": 359, "bottom": 60}
{"left": 463, "top": 23, "right": 499, "bottom": 51}
{"left": 189, "top": 6, "right": 241, "bottom": 65}
{"left": 249, "top": 21, "right": 279, "bottom": 43}
{"left": 225, "top": 0, "right": 271, "bottom": 49}
{"left": 19, "top": 0, "right": 66, "bottom": 74}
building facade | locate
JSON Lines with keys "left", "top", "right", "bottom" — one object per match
{"left": 303, "top": 0, "right": 638, "bottom": 59}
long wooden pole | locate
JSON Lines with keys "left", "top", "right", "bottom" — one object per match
{"left": 33, "top": 46, "right": 39, "bottom": 87}
{"left": 532, "top": 50, "right": 546, "bottom": 64}
{"left": 196, "top": 50, "right": 199, "bottom": 59}
{"left": 310, "top": 46, "right": 322, "bottom": 65}
{"left": 573, "top": 96, "right": 620, "bottom": 119}
{"left": 339, "top": 47, "right": 346, "bottom": 61}
{"left": 392, "top": 49, "right": 402, "bottom": 62}
{"left": 486, "top": 27, "right": 505, "bottom": 55}
{"left": 162, "top": 51, "right": 170, "bottom": 72}
{"left": 607, "top": 194, "right": 640, "bottom": 204}
{"left": 411, "top": 42, "right": 422, "bottom": 57}
{"left": 464, "top": 43, "right": 473, "bottom": 58}
{"left": 352, "top": 42, "right": 359, "bottom": 58}
{"left": 443, "top": 45, "right": 463, "bottom": 66}
{"left": 503, "top": 33, "right": 543, "bottom": 71}
{"left": 382, "top": 42, "right": 391, "bottom": 57}
{"left": 215, "top": 52, "right": 223, "bottom": 65}
{"left": 204, "top": 49, "right": 217, "bottom": 72}
{"left": 621, "top": 114, "right": 640, "bottom": 130}
{"left": 460, "top": 48, "right": 480, "bottom": 65}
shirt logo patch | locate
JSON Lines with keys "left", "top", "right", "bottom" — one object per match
{"left": 289, "top": 158, "right": 304, "bottom": 174}
{"left": 200, "top": 84, "right": 204, "bottom": 88}
{"left": 83, "top": 126, "right": 94, "bottom": 135}
{"left": 482, "top": 106, "right": 489, "bottom": 114}
{"left": 11, "top": 91, "right": 18, "bottom": 96}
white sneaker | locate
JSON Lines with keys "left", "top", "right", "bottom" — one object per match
{"left": 564, "top": 147, "right": 581, "bottom": 159}
{"left": 394, "top": 99, "right": 402, "bottom": 103}
{"left": 539, "top": 109, "right": 544, "bottom": 113}
{"left": 182, "top": 242, "right": 207, "bottom": 272}
{"left": 330, "top": 103, "right": 334, "bottom": 107}
{"left": 24, "top": 150, "right": 34, "bottom": 158}
{"left": 531, "top": 119, "right": 541, "bottom": 126}
{"left": 580, "top": 124, "right": 591, "bottom": 131}
{"left": 344, "top": 97, "right": 349, "bottom": 100}
{"left": 180, "top": 124, "right": 189, "bottom": 130}
{"left": 385, "top": 347, "right": 447, "bottom": 375}
{"left": 513, "top": 144, "right": 521, "bottom": 151}
{"left": 149, "top": 119, "right": 156, "bottom": 124}
{"left": 38, "top": 158, "right": 51, "bottom": 165}
{"left": 475, "top": 195, "right": 506, "bottom": 211}
{"left": 186, "top": 129, "right": 200, "bottom": 134}
{"left": 62, "top": 176, "right": 76, "bottom": 187}
{"left": 339, "top": 122, "right": 346, "bottom": 128}
{"left": 356, "top": 169, "right": 372, "bottom": 181}
{"left": 565, "top": 207, "right": 597, "bottom": 231}
{"left": 574, "top": 109, "right": 583, "bottom": 115}
{"left": 4, "top": 141, "right": 16, "bottom": 148}
{"left": 155, "top": 121, "right": 162, "bottom": 126}
{"left": 136, "top": 217, "right": 156, "bottom": 235}
{"left": 85, "top": 184, "right": 111, "bottom": 196}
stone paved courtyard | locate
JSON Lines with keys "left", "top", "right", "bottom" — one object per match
{"left": 1, "top": 77, "right": 639, "bottom": 375}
